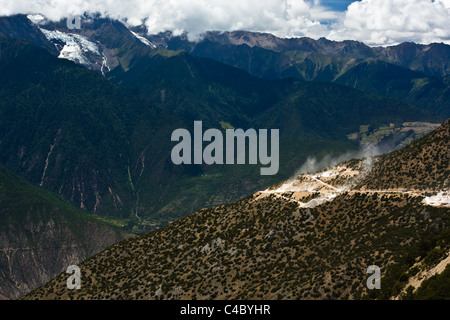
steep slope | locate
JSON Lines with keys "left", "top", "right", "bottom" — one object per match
{"left": 0, "top": 15, "right": 57, "bottom": 55}
{"left": 405, "top": 264, "right": 450, "bottom": 300}
{"left": 37, "top": 15, "right": 154, "bottom": 73}
{"left": 0, "top": 38, "right": 135, "bottom": 218}
{"left": 0, "top": 38, "right": 186, "bottom": 226}
{"left": 334, "top": 59, "right": 450, "bottom": 117}
{"left": 376, "top": 42, "right": 450, "bottom": 78}
{"left": 0, "top": 164, "right": 129, "bottom": 299}
{"left": 25, "top": 119, "right": 450, "bottom": 300}
{"left": 360, "top": 119, "right": 450, "bottom": 191}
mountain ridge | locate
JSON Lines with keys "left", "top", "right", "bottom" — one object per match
{"left": 147, "top": 30, "right": 450, "bottom": 77}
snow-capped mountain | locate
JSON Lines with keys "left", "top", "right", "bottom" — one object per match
{"left": 38, "top": 27, "right": 110, "bottom": 74}
{"left": 25, "top": 14, "right": 156, "bottom": 74}
{"left": 129, "top": 30, "right": 156, "bottom": 48}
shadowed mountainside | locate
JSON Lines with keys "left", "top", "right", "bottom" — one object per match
{"left": 0, "top": 164, "right": 130, "bottom": 299}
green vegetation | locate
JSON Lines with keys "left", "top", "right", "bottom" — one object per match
{"left": 0, "top": 37, "right": 433, "bottom": 232}
{"left": 407, "top": 265, "right": 450, "bottom": 300}
{"left": 334, "top": 59, "right": 450, "bottom": 117}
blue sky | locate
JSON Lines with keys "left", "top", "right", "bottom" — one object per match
{"left": 320, "top": 0, "right": 358, "bottom": 11}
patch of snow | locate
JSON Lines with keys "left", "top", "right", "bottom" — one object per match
{"left": 101, "top": 56, "right": 110, "bottom": 76}
{"left": 130, "top": 30, "right": 156, "bottom": 48}
{"left": 422, "top": 192, "right": 450, "bottom": 207}
{"left": 39, "top": 28, "right": 101, "bottom": 66}
{"left": 27, "top": 14, "right": 45, "bottom": 25}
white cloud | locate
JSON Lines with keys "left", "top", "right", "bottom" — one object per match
{"left": 0, "top": 0, "right": 449, "bottom": 46}
{"left": 328, "top": 0, "right": 450, "bottom": 46}
{"left": 0, "top": 0, "right": 333, "bottom": 40}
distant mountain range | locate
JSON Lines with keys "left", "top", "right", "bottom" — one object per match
{"left": 24, "top": 120, "right": 450, "bottom": 300}
{"left": 148, "top": 30, "right": 450, "bottom": 78}
{"left": 2, "top": 14, "right": 448, "bottom": 118}
{"left": 146, "top": 30, "right": 450, "bottom": 118}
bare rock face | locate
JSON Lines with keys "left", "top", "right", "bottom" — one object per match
{"left": 0, "top": 220, "right": 127, "bottom": 299}
{"left": 0, "top": 164, "right": 130, "bottom": 299}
